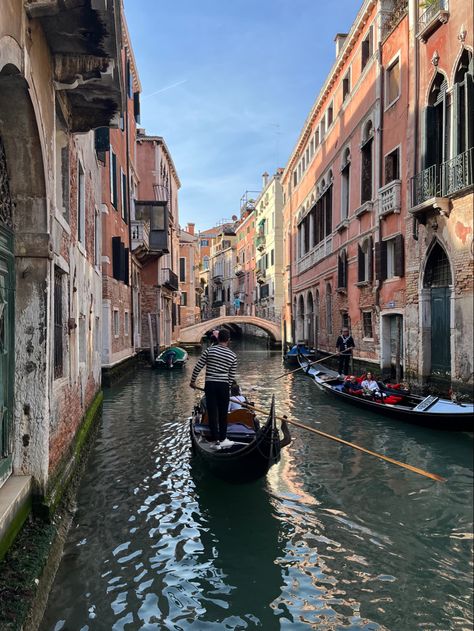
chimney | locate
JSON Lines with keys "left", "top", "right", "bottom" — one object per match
{"left": 334, "top": 33, "right": 348, "bottom": 57}
{"left": 187, "top": 222, "right": 195, "bottom": 235}
{"left": 262, "top": 171, "right": 269, "bottom": 189}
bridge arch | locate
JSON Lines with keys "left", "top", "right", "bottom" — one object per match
{"left": 179, "top": 315, "right": 281, "bottom": 345}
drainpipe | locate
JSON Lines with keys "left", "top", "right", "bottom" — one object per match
{"left": 124, "top": 47, "right": 135, "bottom": 350}
{"left": 412, "top": 0, "right": 420, "bottom": 241}
{"left": 375, "top": 36, "right": 384, "bottom": 311}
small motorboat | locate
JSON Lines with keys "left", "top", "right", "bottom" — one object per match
{"left": 284, "top": 342, "right": 316, "bottom": 365}
{"left": 190, "top": 396, "right": 290, "bottom": 483}
{"left": 155, "top": 346, "right": 188, "bottom": 369}
{"left": 297, "top": 356, "right": 474, "bottom": 431}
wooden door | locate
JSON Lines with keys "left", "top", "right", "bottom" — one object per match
{"left": 431, "top": 287, "right": 451, "bottom": 375}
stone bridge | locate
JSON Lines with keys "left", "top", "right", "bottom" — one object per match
{"left": 179, "top": 316, "right": 281, "bottom": 345}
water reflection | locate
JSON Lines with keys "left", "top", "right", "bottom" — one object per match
{"left": 40, "top": 341, "right": 473, "bottom": 630}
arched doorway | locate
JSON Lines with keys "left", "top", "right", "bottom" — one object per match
{"left": 307, "top": 292, "right": 314, "bottom": 349}
{"left": 297, "top": 295, "right": 305, "bottom": 342}
{"left": 315, "top": 290, "right": 320, "bottom": 351}
{"left": 423, "top": 242, "right": 452, "bottom": 376}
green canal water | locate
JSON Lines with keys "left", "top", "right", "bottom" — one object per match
{"left": 40, "top": 340, "right": 473, "bottom": 630}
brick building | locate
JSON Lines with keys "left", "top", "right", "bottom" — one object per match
{"left": 179, "top": 223, "right": 201, "bottom": 327}
{"left": 234, "top": 201, "right": 256, "bottom": 316}
{"left": 100, "top": 16, "right": 141, "bottom": 380}
{"left": 135, "top": 131, "right": 181, "bottom": 352}
{"left": 0, "top": 0, "right": 122, "bottom": 553}
{"left": 405, "top": 0, "right": 473, "bottom": 391}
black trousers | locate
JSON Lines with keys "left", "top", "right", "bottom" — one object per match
{"left": 205, "top": 381, "right": 230, "bottom": 441}
{"left": 338, "top": 353, "right": 351, "bottom": 375}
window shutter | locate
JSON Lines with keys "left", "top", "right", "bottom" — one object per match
{"left": 465, "top": 72, "right": 474, "bottom": 153}
{"left": 375, "top": 241, "right": 387, "bottom": 281}
{"left": 120, "top": 241, "right": 126, "bottom": 282}
{"left": 423, "top": 106, "right": 438, "bottom": 169}
{"left": 112, "top": 237, "right": 121, "bottom": 280}
{"left": 358, "top": 244, "right": 364, "bottom": 282}
{"left": 338, "top": 255, "right": 343, "bottom": 288}
{"left": 133, "top": 92, "right": 140, "bottom": 123}
{"left": 95, "top": 127, "right": 110, "bottom": 153}
{"left": 368, "top": 236, "right": 373, "bottom": 283}
{"left": 124, "top": 248, "right": 129, "bottom": 285}
{"left": 394, "top": 234, "right": 405, "bottom": 277}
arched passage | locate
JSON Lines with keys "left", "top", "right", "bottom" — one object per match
{"left": 297, "top": 295, "right": 305, "bottom": 342}
{"left": 307, "top": 292, "right": 314, "bottom": 348}
{"left": 0, "top": 59, "right": 49, "bottom": 486}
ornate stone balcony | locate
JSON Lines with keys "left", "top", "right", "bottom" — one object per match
{"left": 296, "top": 237, "right": 333, "bottom": 274}
{"left": 354, "top": 200, "right": 374, "bottom": 219}
{"left": 131, "top": 220, "right": 150, "bottom": 251}
{"left": 379, "top": 180, "right": 401, "bottom": 216}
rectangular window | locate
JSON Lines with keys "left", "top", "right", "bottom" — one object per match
{"left": 384, "top": 148, "right": 400, "bottom": 183}
{"left": 343, "top": 72, "right": 351, "bottom": 101}
{"left": 79, "top": 315, "right": 86, "bottom": 364}
{"left": 200, "top": 239, "right": 209, "bottom": 247}
{"left": 179, "top": 257, "right": 186, "bottom": 282}
{"left": 342, "top": 312, "right": 350, "bottom": 330}
{"left": 124, "top": 311, "right": 129, "bottom": 336}
{"left": 78, "top": 161, "right": 85, "bottom": 245}
{"left": 361, "top": 138, "right": 373, "bottom": 203}
{"left": 386, "top": 57, "right": 400, "bottom": 105}
{"left": 133, "top": 91, "right": 140, "bottom": 123}
{"left": 363, "top": 311, "right": 373, "bottom": 339}
{"left": 271, "top": 249, "right": 274, "bottom": 266}
{"left": 181, "top": 291, "right": 187, "bottom": 306}
{"left": 54, "top": 267, "right": 64, "bottom": 379}
{"left": 386, "top": 238, "right": 396, "bottom": 279}
{"left": 113, "top": 309, "right": 120, "bottom": 338}
{"left": 327, "top": 103, "right": 334, "bottom": 127}
{"left": 361, "top": 27, "right": 373, "bottom": 71}
{"left": 320, "top": 119, "right": 326, "bottom": 139}
{"left": 110, "top": 151, "right": 118, "bottom": 209}
{"left": 293, "top": 170, "right": 297, "bottom": 186}
{"left": 94, "top": 316, "right": 100, "bottom": 354}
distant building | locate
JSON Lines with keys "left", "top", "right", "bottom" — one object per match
{"left": 234, "top": 201, "right": 256, "bottom": 316}
{"left": 254, "top": 171, "right": 284, "bottom": 324}
{"left": 209, "top": 226, "right": 238, "bottom": 314}
{"left": 135, "top": 131, "right": 181, "bottom": 351}
{"left": 179, "top": 223, "right": 200, "bottom": 327}
{"left": 197, "top": 226, "right": 220, "bottom": 319}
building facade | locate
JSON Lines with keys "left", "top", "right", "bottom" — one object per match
{"left": 197, "top": 226, "right": 219, "bottom": 319}
{"left": 135, "top": 131, "right": 181, "bottom": 352}
{"left": 179, "top": 223, "right": 200, "bottom": 327}
{"left": 255, "top": 171, "right": 284, "bottom": 324}
{"left": 209, "top": 226, "right": 238, "bottom": 314}
{"left": 234, "top": 204, "right": 256, "bottom": 316}
{"left": 0, "top": 0, "right": 122, "bottom": 548}
{"left": 100, "top": 18, "right": 141, "bottom": 376}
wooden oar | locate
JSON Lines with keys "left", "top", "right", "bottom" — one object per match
{"left": 192, "top": 386, "right": 445, "bottom": 482}
{"left": 274, "top": 350, "right": 342, "bottom": 381}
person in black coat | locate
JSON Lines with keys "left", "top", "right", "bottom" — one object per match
{"left": 336, "top": 327, "right": 355, "bottom": 377}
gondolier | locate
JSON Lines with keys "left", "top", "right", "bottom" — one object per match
{"left": 336, "top": 327, "right": 355, "bottom": 377}
{"left": 190, "top": 329, "right": 237, "bottom": 447}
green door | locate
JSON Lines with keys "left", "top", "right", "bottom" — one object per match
{"left": 431, "top": 287, "right": 451, "bottom": 375}
{"left": 0, "top": 229, "right": 13, "bottom": 486}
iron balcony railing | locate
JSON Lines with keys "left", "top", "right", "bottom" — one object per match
{"left": 411, "top": 149, "right": 474, "bottom": 207}
{"left": 160, "top": 268, "right": 179, "bottom": 291}
{"left": 417, "top": 0, "right": 449, "bottom": 38}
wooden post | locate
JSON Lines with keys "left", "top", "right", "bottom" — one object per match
{"left": 148, "top": 313, "right": 155, "bottom": 364}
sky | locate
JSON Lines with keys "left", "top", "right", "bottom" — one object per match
{"left": 124, "top": 0, "right": 362, "bottom": 231}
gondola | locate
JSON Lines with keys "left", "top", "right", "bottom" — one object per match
{"left": 284, "top": 342, "right": 316, "bottom": 365}
{"left": 297, "top": 355, "right": 474, "bottom": 431}
{"left": 154, "top": 346, "right": 188, "bottom": 368}
{"left": 190, "top": 395, "right": 290, "bottom": 482}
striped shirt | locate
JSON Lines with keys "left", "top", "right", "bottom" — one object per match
{"left": 191, "top": 344, "right": 237, "bottom": 385}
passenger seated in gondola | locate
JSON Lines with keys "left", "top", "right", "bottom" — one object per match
{"left": 228, "top": 383, "right": 247, "bottom": 412}
{"left": 343, "top": 375, "right": 364, "bottom": 396}
{"left": 361, "top": 371, "right": 385, "bottom": 399}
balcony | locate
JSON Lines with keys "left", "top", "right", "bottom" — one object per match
{"left": 131, "top": 220, "right": 150, "bottom": 251}
{"left": 379, "top": 180, "right": 401, "bottom": 216}
{"left": 296, "top": 237, "right": 333, "bottom": 275}
{"left": 234, "top": 263, "right": 244, "bottom": 277}
{"left": 25, "top": 0, "right": 122, "bottom": 132}
{"left": 410, "top": 149, "right": 473, "bottom": 219}
{"left": 354, "top": 200, "right": 374, "bottom": 219}
{"left": 416, "top": 0, "right": 449, "bottom": 42}
{"left": 161, "top": 268, "right": 179, "bottom": 291}
{"left": 256, "top": 234, "right": 266, "bottom": 251}
{"left": 256, "top": 268, "right": 266, "bottom": 284}
{"left": 135, "top": 201, "right": 169, "bottom": 254}
{"left": 212, "top": 274, "right": 223, "bottom": 284}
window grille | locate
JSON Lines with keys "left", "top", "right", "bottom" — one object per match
{"left": 54, "top": 268, "right": 63, "bottom": 379}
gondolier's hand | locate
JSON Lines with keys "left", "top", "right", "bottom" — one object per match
{"left": 189, "top": 381, "right": 197, "bottom": 389}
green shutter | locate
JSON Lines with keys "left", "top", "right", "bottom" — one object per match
{"left": 394, "top": 234, "right": 405, "bottom": 277}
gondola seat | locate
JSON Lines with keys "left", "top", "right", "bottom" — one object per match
{"left": 384, "top": 395, "right": 403, "bottom": 405}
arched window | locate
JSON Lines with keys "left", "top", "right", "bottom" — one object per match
{"left": 338, "top": 249, "right": 348, "bottom": 288}
{"left": 423, "top": 242, "right": 452, "bottom": 288}
{"left": 326, "top": 284, "right": 333, "bottom": 334}
{"left": 358, "top": 237, "right": 373, "bottom": 283}
{"left": 341, "top": 147, "right": 351, "bottom": 220}
{"left": 361, "top": 120, "right": 374, "bottom": 203}
{"left": 453, "top": 49, "right": 473, "bottom": 158}
{"left": 425, "top": 72, "right": 449, "bottom": 170}
{"left": 298, "top": 294, "right": 305, "bottom": 341}
{"left": 307, "top": 291, "right": 314, "bottom": 347}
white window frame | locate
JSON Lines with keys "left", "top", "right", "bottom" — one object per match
{"left": 113, "top": 308, "right": 120, "bottom": 338}
{"left": 77, "top": 159, "right": 86, "bottom": 246}
{"left": 124, "top": 310, "right": 129, "bottom": 336}
{"left": 362, "top": 310, "right": 374, "bottom": 340}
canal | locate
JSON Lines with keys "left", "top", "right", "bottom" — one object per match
{"left": 40, "top": 340, "right": 473, "bottom": 630}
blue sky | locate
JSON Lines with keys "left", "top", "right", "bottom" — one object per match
{"left": 124, "top": 0, "right": 362, "bottom": 231}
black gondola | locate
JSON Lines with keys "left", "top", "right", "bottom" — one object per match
{"left": 298, "top": 355, "right": 474, "bottom": 431}
{"left": 190, "top": 396, "right": 290, "bottom": 483}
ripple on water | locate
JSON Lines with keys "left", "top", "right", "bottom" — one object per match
{"left": 40, "top": 345, "right": 473, "bottom": 630}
